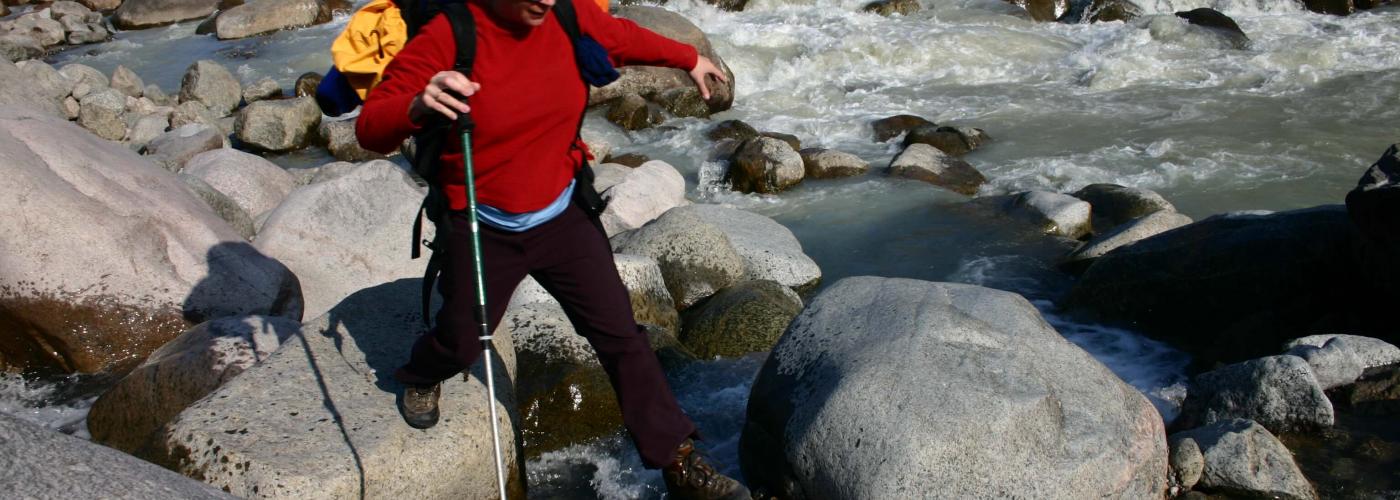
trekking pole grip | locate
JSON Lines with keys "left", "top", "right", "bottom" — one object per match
{"left": 456, "top": 111, "right": 475, "bottom": 132}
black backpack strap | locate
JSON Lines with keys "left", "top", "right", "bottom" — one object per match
{"left": 440, "top": 2, "right": 477, "bottom": 76}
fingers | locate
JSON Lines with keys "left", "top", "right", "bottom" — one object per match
{"left": 421, "top": 71, "right": 480, "bottom": 120}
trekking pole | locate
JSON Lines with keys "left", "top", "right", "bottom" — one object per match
{"left": 457, "top": 111, "right": 509, "bottom": 500}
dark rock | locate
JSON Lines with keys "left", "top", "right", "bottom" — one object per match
{"left": 902, "top": 124, "right": 977, "bottom": 156}
{"left": 701, "top": 0, "right": 748, "bottom": 11}
{"left": 1346, "top": 144, "right": 1400, "bottom": 305}
{"left": 1059, "top": 0, "right": 1142, "bottom": 23}
{"left": 729, "top": 136, "right": 804, "bottom": 194}
{"left": 1177, "top": 355, "right": 1334, "bottom": 433}
{"left": 1061, "top": 210, "right": 1193, "bottom": 274}
{"left": 971, "top": 190, "right": 1092, "bottom": 239}
{"left": 591, "top": 6, "right": 736, "bottom": 112}
{"left": 680, "top": 280, "right": 802, "bottom": 359}
{"left": 654, "top": 86, "right": 712, "bottom": 118}
{"left": 706, "top": 119, "right": 758, "bottom": 143}
{"left": 1301, "top": 0, "right": 1353, "bottom": 15}
{"left": 605, "top": 93, "right": 663, "bottom": 131}
{"left": 319, "top": 118, "right": 385, "bottom": 162}
{"left": 887, "top": 143, "right": 986, "bottom": 195}
{"left": 759, "top": 131, "right": 800, "bottom": 151}
{"left": 605, "top": 152, "right": 650, "bottom": 168}
{"left": 862, "top": 0, "right": 921, "bottom": 16}
{"left": 1175, "top": 8, "right": 1249, "bottom": 49}
{"left": 870, "top": 114, "right": 935, "bottom": 143}
{"left": 1006, "top": 0, "right": 1068, "bottom": 21}
{"left": 1071, "top": 183, "right": 1176, "bottom": 232}
{"left": 1171, "top": 419, "right": 1318, "bottom": 500}
{"left": 293, "top": 71, "right": 321, "bottom": 98}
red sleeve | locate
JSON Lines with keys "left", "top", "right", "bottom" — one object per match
{"left": 355, "top": 16, "right": 457, "bottom": 155}
{"left": 574, "top": 2, "right": 699, "bottom": 70}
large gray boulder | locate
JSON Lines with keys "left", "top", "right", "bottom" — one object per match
{"left": 1285, "top": 337, "right": 1363, "bottom": 390}
{"left": 1170, "top": 419, "right": 1317, "bottom": 500}
{"left": 142, "top": 123, "right": 225, "bottom": 172}
{"left": 179, "top": 173, "right": 257, "bottom": 240}
{"left": 1061, "top": 210, "right": 1193, "bottom": 273}
{"left": 60, "top": 62, "right": 110, "bottom": 90}
{"left": 113, "top": 0, "right": 220, "bottom": 30}
{"left": 319, "top": 117, "right": 386, "bottom": 162}
{"left": 1176, "top": 355, "right": 1334, "bottom": 433}
{"left": 611, "top": 207, "right": 747, "bottom": 310}
{"left": 0, "top": 413, "right": 234, "bottom": 500}
{"left": 1283, "top": 334, "right": 1400, "bottom": 370}
{"left": 679, "top": 279, "right": 801, "bottom": 359}
{"left": 0, "top": 107, "right": 301, "bottom": 375}
{"left": 178, "top": 60, "right": 241, "bottom": 116}
{"left": 888, "top": 143, "right": 986, "bottom": 196}
{"left": 254, "top": 160, "right": 428, "bottom": 319}
{"left": 146, "top": 279, "right": 522, "bottom": 499}
{"left": 729, "top": 137, "right": 804, "bottom": 194}
{"left": 1063, "top": 205, "right": 1374, "bottom": 365}
{"left": 214, "top": 0, "right": 323, "bottom": 40}
{"left": 15, "top": 60, "right": 79, "bottom": 105}
{"left": 1072, "top": 183, "right": 1176, "bottom": 231}
{"left": 741, "top": 277, "right": 1168, "bottom": 499}
{"left": 972, "top": 190, "right": 1092, "bottom": 239}
{"left": 234, "top": 96, "right": 321, "bottom": 153}
{"left": 77, "top": 87, "right": 128, "bottom": 141}
{"left": 599, "top": 159, "right": 688, "bottom": 236}
{"left": 591, "top": 6, "right": 736, "bottom": 113}
{"left": 87, "top": 315, "right": 302, "bottom": 454}
{"left": 677, "top": 204, "right": 821, "bottom": 292}
{"left": 182, "top": 148, "right": 297, "bottom": 221}
{"left": 0, "top": 59, "right": 64, "bottom": 117}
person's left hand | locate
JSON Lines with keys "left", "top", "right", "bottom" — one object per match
{"left": 688, "top": 55, "right": 728, "bottom": 101}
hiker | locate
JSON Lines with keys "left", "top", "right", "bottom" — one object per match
{"left": 354, "top": 0, "right": 747, "bottom": 498}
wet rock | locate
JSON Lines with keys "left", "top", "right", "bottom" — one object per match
{"left": 1286, "top": 337, "right": 1364, "bottom": 390}
{"left": 1328, "top": 364, "right": 1400, "bottom": 416}
{"left": 760, "top": 131, "right": 801, "bottom": 151}
{"left": 0, "top": 107, "right": 301, "bottom": 375}
{"left": 505, "top": 301, "right": 621, "bottom": 456}
{"left": 592, "top": 6, "right": 736, "bottom": 112}
{"left": 240, "top": 77, "right": 281, "bottom": 104}
{"left": 147, "top": 279, "right": 521, "bottom": 499}
{"left": 126, "top": 113, "right": 170, "bottom": 150}
{"left": 888, "top": 143, "right": 987, "bottom": 196}
{"left": 611, "top": 208, "right": 747, "bottom": 310}
{"left": 510, "top": 252, "right": 680, "bottom": 339}
{"left": 605, "top": 93, "right": 663, "bottom": 130}
{"left": 604, "top": 152, "right": 649, "bottom": 168}
{"left": 654, "top": 86, "right": 712, "bottom": 118}
{"left": 179, "top": 174, "right": 257, "bottom": 240}
{"left": 599, "top": 160, "right": 688, "bottom": 236}
{"left": 706, "top": 119, "right": 758, "bottom": 144}
{"left": 178, "top": 60, "right": 241, "bottom": 116}
{"left": 1175, "top": 8, "right": 1249, "bottom": 50}
{"left": 1063, "top": 206, "right": 1375, "bottom": 366}
{"left": 60, "top": 62, "right": 109, "bottom": 90}
{"left": 1071, "top": 183, "right": 1176, "bottom": 231}
{"left": 1061, "top": 210, "right": 1193, "bottom": 274}
{"left": 1006, "top": 0, "right": 1069, "bottom": 21}
{"left": 871, "top": 114, "right": 935, "bottom": 142}
{"left": 113, "top": 0, "right": 219, "bottom": 30}
{"left": 254, "top": 160, "right": 428, "bottom": 319}
{"left": 974, "top": 191, "right": 1092, "bottom": 239}
{"left": 1060, "top": 0, "right": 1142, "bottom": 23}
{"left": 1284, "top": 334, "right": 1400, "bottom": 371}
{"left": 1301, "top": 0, "right": 1353, "bottom": 15}
{"left": 678, "top": 204, "right": 821, "bottom": 292}
{"left": 680, "top": 280, "right": 801, "bottom": 359}
{"left": 182, "top": 148, "right": 296, "bottom": 221}
{"left": 0, "top": 413, "right": 234, "bottom": 500}
{"left": 862, "top": 0, "right": 921, "bottom": 16}
{"left": 293, "top": 71, "right": 321, "bottom": 98}
{"left": 1346, "top": 144, "right": 1400, "bottom": 309}
{"left": 1177, "top": 355, "right": 1334, "bottom": 433}
{"left": 1, "top": 59, "right": 65, "bottom": 117}
{"left": 1171, "top": 419, "right": 1318, "bottom": 500}
{"left": 143, "top": 123, "right": 225, "bottom": 172}
{"left": 318, "top": 118, "right": 385, "bottom": 162}
{"left": 77, "top": 87, "right": 128, "bottom": 140}
{"left": 729, "top": 137, "right": 804, "bottom": 194}
{"left": 87, "top": 315, "right": 300, "bottom": 454}
{"left": 701, "top": 0, "right": 749, "bottom": 11}
{"left": 0, "top": 33, "right": 44, "bottom": 63}
{"left": 741, "top": 277, "right": 1168, "bottom": 499}
{"left": 214, "top": 0, "right": 323, "bottom": 40}
{"left": 1169, "top": 435, "right": 1204, "bottom": 490}
{"left": 234, "top": 96, "right": 321, "bottom": 153}
{"left": 13, "top": 13, "right": 65, "bottom": 47}
{"left": 902, "top": 124, "right": 979, "bottom": 156}
{"left": 799, "top": 148, "right": 869, "bottom": 179}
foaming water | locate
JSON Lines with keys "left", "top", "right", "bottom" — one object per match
{"left": 0, "top": 373, "right": 99, "bottom": 439}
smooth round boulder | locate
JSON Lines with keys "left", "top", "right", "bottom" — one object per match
{"left": 178, "top": 60, "right": 241, "bottom": 116}
{"left": 142, "top": 123, "right": 225, "bottom": 172}
{"left": 319, "top": 117, "right": 386, "bottom": 161}
{"left": 1169, "top": 435, "right": 1204, "bottom": 490}
{"left": 182, "top": 148, "right": 297, "bottom": 220}
{"left": 233, "top": 96, "right": 321, "bottom": 152}
{"left": 1174, "top": 8, "right": 1249, "bottom": 50}
{"left": 254, "top": 160, "right": 428, "bottom": 319}
{"left": 1071, "top": 183, "right": 1176, "bottom": 231}
{"left": 214, "top": 0, "right": 323, "bottom": 40}
{"left": 1286, "top": 337, "right": 1363, "bottom": 390}
{"left": 599, "top": 160, "right": 688, "bottom": 236}
{"left": 591, "top": 6, "right": 736, "bottom": 113}
{"left": 870, "top": 114, "right": 935, "bottom": 143}
{"left": 799, "top": 148, "right": 869, "bottom": 179}
{"left": 1283, "top": 334, "right": 1400, "bottom": 370}
{"left": 241, "top": 77, "right": 282, "bottom": 104}
{"left": 0, "top": 60, "right": 65, "bottom": 117}
{"left": 1061, "top": 210, "right": 1193, "bottom": 274}
{"left": 729, "top": 136, "right": 804, "bottom": 194}
{"left": 902, "top": 124, "right": 978, "bottom": 156}
{"left": 178, "top": 173, "right": 257, "bottom": 240}
{"left": 972, "top": 190, "right": 1092, "bottom": 239}
{"left": 611, "top": 208, "right": 747, "bottom": 310}
{"left": 113, "top": 0, "right": 220, "bottom": 30}
{"left": 676, "top": 204, "right": 821, "bottom": 292}
{"left": 741, "top": 277, "right": 1168, "bottom": 499}
{"left": 87, "top": 315, "right": 301, "bottom": 454}
{"left": 680, "top": 280, "right": 801, "bottom": 359}
{"left": 0, "top": 107, "right": 301, "bottom": 375}
{"left": 888, "top": 143, "right": 986, "bottom": 196}
{"left": 604, "top": 93, "right": 662, "bottom": 131}
{"left": 77, "top": 87, "right": 128, "bottom": 140}
{"left": 1177, "top": 355, "right": 1334, "bottom": 433}
{"left": 1170, "top": 419, "right": 1317, "bottom": 500}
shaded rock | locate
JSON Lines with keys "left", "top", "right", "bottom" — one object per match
{"left": 61, "top": 13, "right": 110, "bottom": 45}
{"left": 701, "top": 0, "right": 749, "bottom": 11}
{"left": 1283, "top": 334, "right": 1400, "bottom": 370}
{"left": 741, "top": 277, "right": 1168, "bottom": 499}
{"left": 0, "top": 107, "right": 301, "bottom": 375}
{"left": 654, "top": 86, "right": 711, "bottom": 118}
{"left": 87, "top": 315, "right": 300, "bottom": 454}
{"left": 319, "top": 118, "right": 385, "bottom": 161}
{"left": 126, "top": 113, "right": 170, "bottom": 150}
{"left": 1301, "top": 0, "right": 1352, "bottom": 15}
{"left": 1171, "top": 419, "right": 1318, "bottom": 500}
{"left": 902, "top": 124, "right": 979, "bottom": 156}
{"left": 1071, "top": 182, "right": 1176, "bottom": 231}
{"left": 0, "top": 33, "right": 44, "bottom": 62}
{"left": 1007, "top": 0, "right": 1069, "bottom": 21}
{"left": 77, "top": 87, "right": 127, "bottom": 140}
{"left": 214, "top": 0, "right": 323, "bottom": 40}
{"left": 1286, "top": 337, "right": 1363, "bottom": 390}
{"left": 862, "top": 0, "right": 921, "bottom": 16}
{"left": 677, "top": 204, "right": 821, "bottom": 292}
{"left": 1059, "top": 0, "right": 1142, "bottom": 23}
{"left": 611, "top": 208, "right": 747, "bottom": 310}
{"left": 605, "top": 93, "right": 663, "bottom": 130}
{"left": 0, "top": 413, "right": 234, "bottom": 500}
{"left": 1177, "top": 355, "right": 1334, "bottom": 433}
{"left": 293, "top": 71, "right": 321, "bottom": 98}
{"left": 974, "top": 190, "right": 1092, "bottom": 239}
{"left": 142, "top": 123, "right": 225, "bottom": 172}
{"left": 592, "top": 6, "right": 735, "bottom": 113}
{"left": 144, "top": 84, "right": 173, "bottom": 106}
{"left": 1061, "top": 210, "right": 1193, "bottom": 274}
{"left": 729, "top": 136, "right": 804, "bottom": 194}
{"left": 234, "top": 96, "right": 320, "bottom": 153}
{"left": 604, "top": 152, "right": 650, "bottom": 168}
{"left": 888, "top": 143, "right": 986, "bottom": 196}
{"left": 799, "top": 148, "right": 869, "bottom": 179}
{"left": 760, "top": 131, "right": 801, "bottom": 151}
{"left": 178, "top": 60, "right": 241, "bottom": 116}
{"left": 0, "top": 59, "right": 65, "bottom": 117}
{"left": 1346, "top": 144, "right": 1400, "bottom": 310}
{"left": 680, "top": 280, "right": 801, "bottom": 359}
{"left": 113, "top": 0, "right": 219, "bottom": 30}
{"left": 109, "top": 65, "right": 145, "bottom": 99}
{"left": 241, "top": 77, "right": 281, "bottom": 104}
{"left": 178, "top": 173, "right": 257, "bottom": 240}
{"left": 1063, "top": 206, "right": 1376, "bottom": 366}
{"left": 870, "top": 114, "right": 935, "bottom": 143}
{"left": 706, "top": 119, "right": 758, "bottom": 144}
{"left": 254, "top": 160, "right": 427, "bottom": 319}
{"left": 592, "top": 163, "right": 632, "bottom": 192}
{"left": 61, "top": 96, "right": 80, "bottom": 119}
{"left": 579, "top": 129, "right": 611, "bottom": 164}
{"left": 182, "top": 148, "right": 297, "bottom": 220}
{"left": 599, "top": 160, "right": 688, "bottom": 236}
{"left": 1169, "top": 435, "right": 1204, "bottom": 490}
{"left": 146, "top": 279, "right": 521, "bottom": 499}
{"left": 1175, "top": 8, "right": 1249, "bottom": 50}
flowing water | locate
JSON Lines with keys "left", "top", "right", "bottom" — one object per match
{"left": 7, "top": 0, "right": 1398, "bottom": 496}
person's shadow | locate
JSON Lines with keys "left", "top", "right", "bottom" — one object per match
{"left": 181, "top": 241, "right": 303, "bottom": 324}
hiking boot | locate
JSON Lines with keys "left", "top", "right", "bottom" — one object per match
{"left": 399, "top": 382, "right": 440, "bottom": 429}
{"left": 662, "top": 439, "right": 750, "bottom": 500}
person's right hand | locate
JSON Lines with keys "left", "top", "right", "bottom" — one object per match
{"left": 409, "top": 71, "right": 481, "bottom": 124}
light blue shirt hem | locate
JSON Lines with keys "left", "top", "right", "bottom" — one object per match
{"left": 477, "top": 180, "right": 576, "bottom": 232}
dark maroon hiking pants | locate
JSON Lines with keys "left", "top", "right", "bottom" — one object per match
{"left": 395, "top": 203, "right": 695, "bottom": 469}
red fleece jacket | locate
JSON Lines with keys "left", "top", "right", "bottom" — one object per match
{"left": 355, "top": 0, "right": 698, "bottom": 212}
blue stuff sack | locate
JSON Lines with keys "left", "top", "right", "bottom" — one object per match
{"left": 315, "top": 66, "right": 365, "bottom": 117}
{"left": 574, "top": 35, "right": 620, "bottom": 87}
